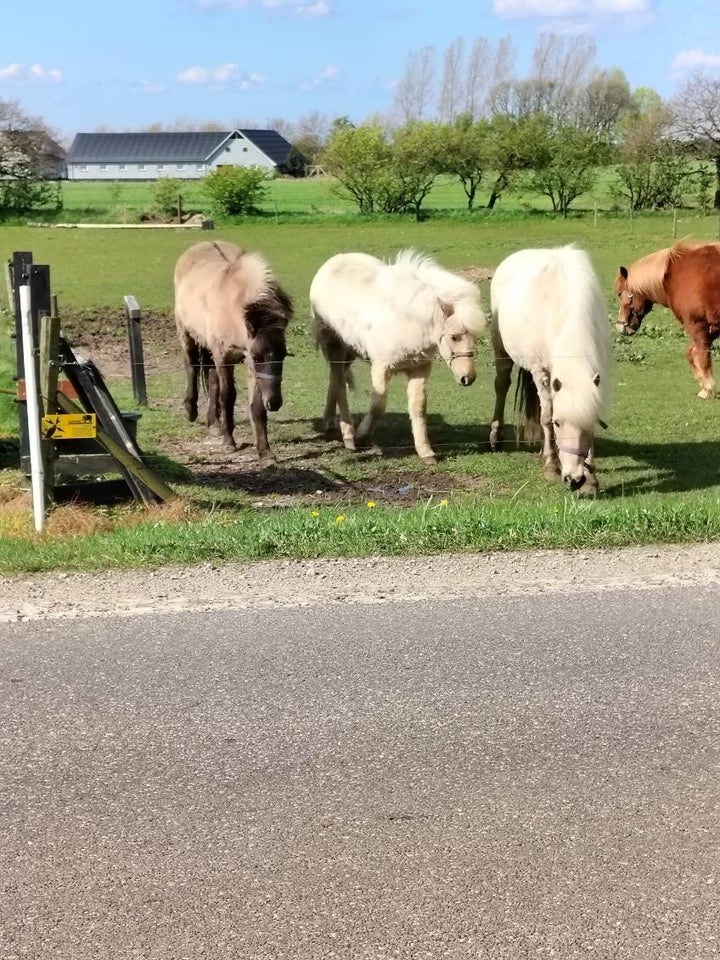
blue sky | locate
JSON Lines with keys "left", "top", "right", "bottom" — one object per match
{"left": 2, "top": 0, "right": 720, "bottom": 140}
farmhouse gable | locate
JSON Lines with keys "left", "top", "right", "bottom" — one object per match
{"left": 66, "top": 129, "right": 299, "bottom": 181}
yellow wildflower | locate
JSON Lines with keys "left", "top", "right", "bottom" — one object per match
{"left": 335, "top": 514, "right": 346, "bottom": 525}
{"left": 366, "top": 500, "right": 376, "bottom": 509}
{"left": 311, "top": 509, "right": 320, "bottom": 518}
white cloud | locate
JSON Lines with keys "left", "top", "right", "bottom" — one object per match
{"left": 492, "top": 0, "right": 650, "bottom": 16}
{"left": 176, "top": 64, "right": 265, "bottom": 89}
{"left": 0, "top": 62, "right": 63, "bottom": 83}
{"left": 263, "top": 0, "right": 331, "bottom": 14}
{"left": 300, "top": 63, "right": 339, "bottom": 90}
{"left": 195, "top": 0, "right": 332, "bottom": 14}
{"left": 196, "top": 0, "right": 251, "bottom": 7}
{"left": 671, "top": 48, "right": 720, "bottom": 73}
{"left": 131, "top": 80, "right": 168, "bottom": 95}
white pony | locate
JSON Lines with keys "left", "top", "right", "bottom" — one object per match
{"left": 311, "top": 250, "right": 486, "bottom": 464}
{"left": 489, "top": 245, "right": 611, "bottom": 494}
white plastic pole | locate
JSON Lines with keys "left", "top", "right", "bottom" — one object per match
{"left": 19, "top": 283, "right": 46, "bottom": 532}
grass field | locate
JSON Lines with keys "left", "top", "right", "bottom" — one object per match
{"left": 2, "top": 206, "right": 720, "bottom": 572}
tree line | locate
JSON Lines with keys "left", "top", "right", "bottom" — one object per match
{"left": 3, "top": 32, "right": 720, "bottom": 218}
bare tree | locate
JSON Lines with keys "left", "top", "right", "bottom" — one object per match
{"left": 437, "top": 37, "right": 465, "bottom": 123}
{"left": 464, "top": 37, "right": 492, "bottom": 120}
{"left": 392, "top": 46, "right": 436, "bottom": 123}
{"left": 672, "top": 73, "right": 720, "bottom": 207}
{"left": 576, "top": 68, "right": 632, "bottom": 135}
{"left": 486, "top": 35, "right": 516, "bottom": 117}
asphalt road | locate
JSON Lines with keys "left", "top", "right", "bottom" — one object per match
{"left": 1, "top": 584, "right": 719, "bottom": 959}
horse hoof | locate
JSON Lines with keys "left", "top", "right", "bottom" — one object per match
{"left": 577, "top": 481, "right": 599, "bottom": 497}
{"left": 258, "top": 451, "right": 276, "bottom": 464}
{"left": 543, "top": 464, "right": 561, "bottom": 481}
{"left": 698, "top": 388, "right": 715, "bottom": 400}
{"left": 208, "top": 423, "right": 222, "bottom": 437}
{"left": 184, "top": 402, "right": 198, "bottom": 423}
{"left": 221, "top": 440, "right": 237, "bottom": 453}
{"left": 421, "top": 455, "right": 438, "bottom": 466}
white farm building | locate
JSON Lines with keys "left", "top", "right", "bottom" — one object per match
{"left": 66, "top": 129, "right": 300, "bottom": 181}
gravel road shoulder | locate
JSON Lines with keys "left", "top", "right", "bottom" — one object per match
{"left": 2, "top": 542, "right": 720, "bottom": 622}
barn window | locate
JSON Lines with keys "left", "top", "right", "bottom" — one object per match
{"left": 138, "top": 164, "right": 146, "bottom": 171}
{"left": 158, "top": 164, "right": 165, "bottom": 171}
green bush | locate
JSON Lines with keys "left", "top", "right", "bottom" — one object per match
{"left": 150, "top": 177, "right": 183, "bottom": 219}
{"left": 203, "top": 166, "right": 269, "bottom": 216}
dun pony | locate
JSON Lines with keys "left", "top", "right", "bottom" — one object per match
{"left": 310, "top": 250, "right": 486, "bottom": 465}
{"left": 174, "top": 240, "right": 292, "bottom": 461}
{"left": 489, "top": 245, "right": 611, "bottom": 494}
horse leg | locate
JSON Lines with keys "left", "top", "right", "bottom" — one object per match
{"left": 248, "top": 370, "right": 274, "bottom": 462}
{"left": 181, "top": 332, "right": 200, "bottom": 422}
{"left": 205, "top": 360, "right": 221, "bottom": 437}
{"left": 216, "top": 361, "right": 237, "bottom": 451}
{"left": 686, "top": 327, "right": 716, "bottom": 399}
{"left": 490, "top": 334, "right": 513, "bottom": 451}
{"left": 536, "top": 371, "right": 560, "bottom": 480}
{"left": 356, "top": 363, "right": 390, "bottom": 449}
{"left": 580, "top": 443, "right": 599, "bottom": 497}
{"left": 405, "top": 364, "right": 436, "bottom": 465}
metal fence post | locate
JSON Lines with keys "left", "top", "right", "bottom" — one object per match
{"left": 123, "top": 294, "right": 147, "bottom": 406}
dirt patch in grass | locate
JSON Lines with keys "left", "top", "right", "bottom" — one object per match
{"left": 59, "top": 307, "right": 178, "bottom": 377}
{"left": 54, "top": 299, "right": 499, "bottom": 511}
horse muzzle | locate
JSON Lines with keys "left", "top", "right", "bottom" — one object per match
{"left": 457, "top": 370, "right": 476, "bottom": 387}
{"left": 564, "top": 473, "right": 586, "bottom": 491}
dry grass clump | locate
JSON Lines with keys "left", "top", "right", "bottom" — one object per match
{"left": 0, "top": 489, "right": 193, "bottom": 540}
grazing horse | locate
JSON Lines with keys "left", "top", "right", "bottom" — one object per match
{"left": 489, "top": 246, "right": 611, "bottom": 494}
{"left": 615, "top": 241, "right": 720, "bottom": 399}
{"left": 310, "top": 250, "right": 486, "bottom": 465}
{"left": 174, "top": 240, "right": 292, "bottom": 460}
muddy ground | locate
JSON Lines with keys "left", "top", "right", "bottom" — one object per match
{"left": 57, "top": 287, "right": 502, "bottom": 509}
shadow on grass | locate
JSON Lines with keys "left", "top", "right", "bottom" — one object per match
{"left": 597, "top": 437, "right": 720, "bottom": 497}
{"left": 310, "top": 413, "right": 494, "bottom": 461}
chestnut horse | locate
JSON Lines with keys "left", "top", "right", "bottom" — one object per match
{"left": 310, "top": 250, "right": 486, "bottom": 465}
{"left": 615, "top": 241, "right": 720, "bottom": 399}
{"left": 174, "top": 240, "right": 292, "bottom": 460}
{"left": 490, "top": 246, "right": 612, "bottom": 495}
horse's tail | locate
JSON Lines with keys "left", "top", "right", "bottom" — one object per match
{"left": 514, "top": 368, "right": 542, "bottom": 445}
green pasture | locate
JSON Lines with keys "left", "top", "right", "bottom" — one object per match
{"left": 2, "top": 209, "right": 720, "bottom": 572}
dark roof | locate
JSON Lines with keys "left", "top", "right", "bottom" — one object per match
{"left": 66, "top": 130, "right": 295, "bottom": 166}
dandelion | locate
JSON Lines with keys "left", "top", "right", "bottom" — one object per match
{"left": 335, "top": 514, "right": 346, "bottom": 525}
{"left": 439, "top": 498, "right": 448, "bottom": 508}
{"left": 366, "top": 500, "right": 376, "bottom": 509}
{"left": 311, "top": 509, "right": 320, "bottom": 518}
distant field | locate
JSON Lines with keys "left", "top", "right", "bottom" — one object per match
{"left": 27, "top": 166, "right": 711, "bottom": 225}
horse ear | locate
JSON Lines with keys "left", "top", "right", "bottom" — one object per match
{"left": 552, "top": 377, "right": 562, "bottom": 392}
{"left": 439, "top": 299, "right": 455, "bottom": 319}
{"left": 619, "top": 266, "right": 628, "bottom": 279}
{"left": 593, "top": 373, "right": 601, "bottom": 387}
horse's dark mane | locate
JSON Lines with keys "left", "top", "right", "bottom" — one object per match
{"left": 245, "top": 282, "right": 293, "bottom": 333}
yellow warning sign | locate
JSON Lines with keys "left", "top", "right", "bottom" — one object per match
{"left": 41, "top": 413, "right": 97, "bottom": 440}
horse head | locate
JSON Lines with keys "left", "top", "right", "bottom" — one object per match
{"left": 551, "top": 372, "right": 605, "bottom": 492}
{"left": 436, "top": 300, "right": 477, "bottom": 387}
{"left": 615, "top": 266, "right": 653, "bottom": 335}
{"left": 245, "top": 290, "right": 292, "bottom": 412}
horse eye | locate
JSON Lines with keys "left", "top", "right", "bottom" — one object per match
{"left": 552, "top": 419, "right": 560, "bottom": 428}
{"left": 450, "top": 334, "right": 460, "bottom": 343}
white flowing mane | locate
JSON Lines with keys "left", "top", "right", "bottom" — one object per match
{"left": 391, "top": 249, "right": 486, "bottom": 336}
{"left": 494, "top": 245, "right": 611, "bottom": 430}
